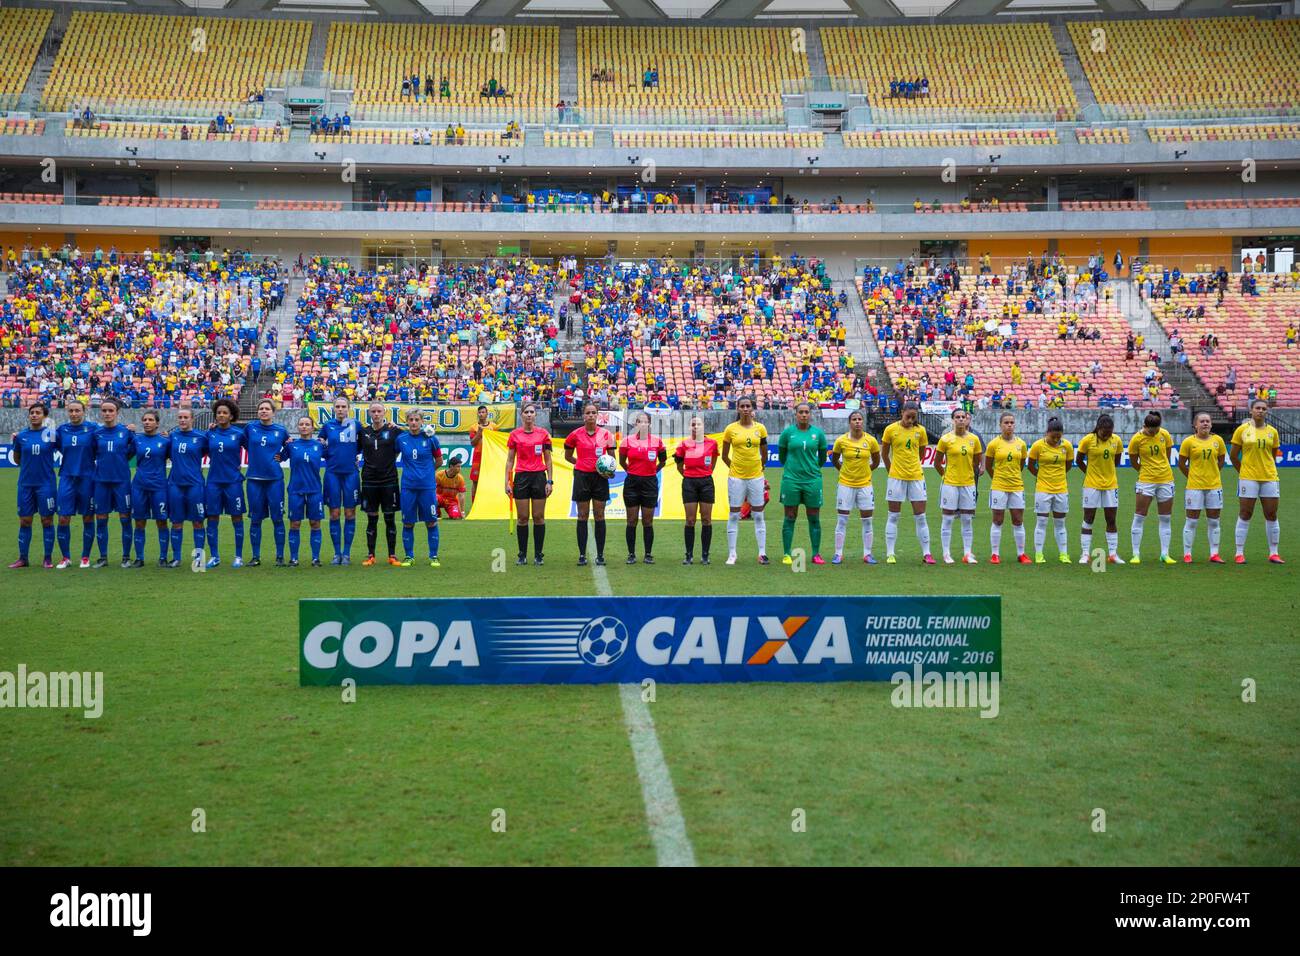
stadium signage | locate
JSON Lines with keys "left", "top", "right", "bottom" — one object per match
{"left": 299, "top": 595, "right": 1000, "bottom": 686}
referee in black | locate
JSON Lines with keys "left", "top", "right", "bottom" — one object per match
{"left": 360, "top": 402, "right": 402, "bottom": 566}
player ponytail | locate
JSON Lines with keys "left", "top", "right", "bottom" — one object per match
{"left": 1046, "top": 416, "right": 1063, "bottom": 434}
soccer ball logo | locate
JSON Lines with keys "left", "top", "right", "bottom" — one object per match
{"left": 578, "top": 616, "right": 629, "bottom": 666}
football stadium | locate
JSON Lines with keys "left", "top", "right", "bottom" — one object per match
{"left": 1, "top": 0, "right": 1298, "bottom": 884}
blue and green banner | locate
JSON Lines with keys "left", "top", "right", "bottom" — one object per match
{"left": 299, "top": 595, "right": 1000, "bottom": 686}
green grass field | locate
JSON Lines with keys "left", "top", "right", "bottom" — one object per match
{"left": 1, "top": 467, "right": 1297, "bottom": 866}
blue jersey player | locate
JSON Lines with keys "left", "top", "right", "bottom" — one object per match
{"left": 91, "top": 398, "right": 136, "bottom": 568}
{"left": 319, "top": 395, "right": 361, "bottom": 564}
{"left": 130, "top": 409, "right": 171, "bottom": 567}
{"left": 10, "top": 402, "right": 58, "bottom": 568}
{"left": 205, "top": 398, "right": 247, "bottom": 568}
{"left": 286, "top": 415, "right": 326, "bottom": 566}
{"left": 54, "top": 399, "right": 97, "bottom": 568}
{"left": 244, "top": 399, "right": 290, "bottom": 566}
{"left": 395, "top": 409, "right": 443, "bottom": 567}
{"left": 167, "top": 406, "right": 208, "bottom": 569}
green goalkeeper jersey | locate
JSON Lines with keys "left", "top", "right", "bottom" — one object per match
{"left": 778, "top": 424, "right": 827, "bottom": 486}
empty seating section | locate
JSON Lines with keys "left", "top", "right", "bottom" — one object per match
{"left": 1059, "top": 200, "right": 1150, "bottom": 212}
{"left": 575, "top": 261, "right": 856, "bottom": 408}
{"left": 309, "top": 128, "right": 509, "bottom": 146}
{"left": 66, "top": 121, "right": 287, "bottom": 142}
{"left": 918, "top": 202, "right": 1031, "bottom": 214}
{"left": 844, "top": 129, "right": 1057, "bottom": 148}
{"left": 1070, "top": 18, "right": 1300, "bottom": 118}
{"left": 44, "top": 12, "right": 309, "bottom": 113}
{"left": 859, "top": 264, "right": 1160, "bottom": 409}
{"left": 0, "top": 8, "right": 52, "bottom": 99}
{"left": 615, "top": 130, "right": 822, "bottom": 149}
{"left": 257, "top": 200, "right": 344, "bottom": 212}
{"left": 1148, "top": 123, "right": 1300, "bottom": 142}
{"left": 97, "top": 196, "right": 220, "bottom": 209}
{"left": 1, "top": 119, "right": 46, "bottom": 137}
{"left": 0, "top": 252, "right": 284, "bottom": 409}
{"left": 0, "top": 192, "right": 60, "bottom": 205}
{"left": 545, "top": 130, "right": 593, "bottom": 148}
{"left": 1148, "top": 273, "right": 1300, "bottom": 411}
{"left": 576, "top": 26, "right": 806, "bottom": 124}
{"left": 325, "top": 23, "right": 557, "bottom": 119}
{"left": 1075, "top": 127, "right": 1129, "bottom": 144}
{"left": 822, "top": 24, "right": 1077, "bottom": 121}
{"left": 1185, "top": 197, "right": 1300, "bottom": 210}
{"left": 285, "top": 261, "right": 561, "bottom": 406}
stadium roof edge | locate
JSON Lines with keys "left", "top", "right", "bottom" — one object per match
{"left": 5, "top": 0, "right": 1292, "bottom": 26}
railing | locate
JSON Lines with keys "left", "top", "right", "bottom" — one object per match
{"left": 852, "top": 254, "right": 1256, "bottom": 277}
{"left": 264, "top": 70, "right": 354, "bottom": 93}
{"left": 46, "top": 97, "right": 267, "bottom": 123}
{"left": 345, "top": 101, "right": 788, "bottom": 129}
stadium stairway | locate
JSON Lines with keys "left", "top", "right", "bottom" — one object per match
{"left": 20, "top": 26, "right": 59, "bottom": 105}
{"left": 1120, "top": 279, "right": 1227, "bottom": 420}
{"left": 305, "top": 20, "right": 329, "bottom": 74}
{"left": 1051, "top": 20, "right": 1099, "bottom": 117}
{"left": 804, "top": 25, "right": 828, "bottom": 77}
{"left": 558, "top": 26, "right": 577, "bottom": 105}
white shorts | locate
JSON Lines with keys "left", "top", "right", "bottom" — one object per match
{"left": 1238, "top": 479, "right": 1280, "bottom": 500}
{"left": 1136, "top": 481, "right": 1175, "bottom": 502}
{"left": 886, "top": 478, "right": 927, "bottom": 503}
{"left": 728, "top": 476, "right": 767, "bottom": 508}
{"left": 940, "top": 484, "right": 977, "bottom": 512}
{"left": 989, "top": 490, "right": 1025, "bottom": 511}
{"left": 1082, "top": 487, "right": 1119, "bottom": 510}
{"left": 1184, "top": 488, "right": 1224, "bottom": 511}
{"left": 836, "top": 483, "right": 875, "bottom": 513}
{"left": 1034, "top": 491, "right": 1069, "bottom": 515}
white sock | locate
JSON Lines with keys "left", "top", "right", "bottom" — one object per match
{"left": 834, "top": 513, "right": 848, "bottom": 557}
{"left": 1131, "top": 513, "right": 1146, "bottom": 554}
{"left": 940, "top": 513, "right": 954, "bottom": 556}
{"left": 1235, "top": 517, "right": 1249, "bottom": 556}
{"left": 1105, "top": 530, "right": 1119, "bottom": 556}
{"left": 1033, "top": 515, "right": 1047, "bottom": 553}
{"left": 1012, "top": 522, "right": 1026, "bottom": 556}
{"left": 727, "top": 512, "right": 739, "bottom": 555}
{"left": 886, "top": 511, "right": 900, "bottom": 556}
{"left": 960, "top": 514, "right": 973, "bottom": 554}
{"left": 862, "top": 517, "right": 873, "bottom": 556}
{"left": 990, "top": 522, "right": 1002, "bottom": 555}
{"left": 1266, "top": 518, "right": 1280, "bottom": 553}
{"left": 1054, "top": 517, "right": 1068, "bottom": 553}
{"left": 1158, "top": 514, "right": 1172, "bottom": 555}
{"left": 1080, "top": 523, "right": 1093, "bottom": 557}
{"left": 914, "top": 514, "right": 931, "bottom": 556}
{"left": 1207, "top": 517, "right": 1220, "bottom": 553}
{"left": 1182, "top": 517, "right": 1198, "bottom": 554}
{"left": 753, "top": 512, "right": 767, "bottom": 556}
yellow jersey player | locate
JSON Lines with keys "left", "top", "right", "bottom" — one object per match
{"left": 933, "top": 408, "right": 983, "bottom": 564}
{"left": 880, "top": 403, "right": 934, "bottom": 565}
{"left": 829, "top": 410, "right": 881, "bottom": 564}
{"left": 1230, "top": 398, "right": 1283, "bottom": 564}
{"left": 1076, "top": 413, "right": 1124, "bottom": 563}
{"left": 1028, "top": 417, "right": 1074, "bottom": 563}
{"left": 984, "top": 412, "right": 1030, "bottom": 564}
{"left": 1178, "top": 411, "right": 1227, "bottom": 563}
{"left": 1127, "top": 411, "right": 1177, "bottom": 564}
{"left": 721, "top": 395, "right": 770, "bottom": 566}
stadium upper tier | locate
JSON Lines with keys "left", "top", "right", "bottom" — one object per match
{"left": 575, "top": 25, "right": 808, "bottom": 124}
{"left": 42, "top": 12, "right": 310, "bottom": 113}
{"left": 0, "top": 7, "right": 52, "bottom": 100}
{"left": 1070, "top": 17, "right": 1300, "bottom": 120}
{"left": 0, "top": 252, "right": 284, "bottom": 409}
{"left": 859, "top": 263, "right": 1170, "bottom": 411}
{"left": 324, "top": 22, "right": 558, "bottom": 122}
{"left": 822, "top": 23, "right": 1077, "bottom": 122}
{"left": 1142, "top": 268, "right": 1300, "bottom": 413}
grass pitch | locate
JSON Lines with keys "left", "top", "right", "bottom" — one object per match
{"left": 0, "top": 468, "right": 1296, "bottom": 866}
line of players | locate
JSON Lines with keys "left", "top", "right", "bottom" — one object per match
{"left": 9, "top": 396, "right": 470, "bottom": 568}
{"left": 512, "top": 396, "right": 1284, "bottom": 567}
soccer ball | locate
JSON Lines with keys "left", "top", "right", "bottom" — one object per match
{"left": 422, "top": 422, "right": 437, "bottom": 438}
{"left": 596, "top": 453, "right": 617, "bottom": 478}
{"left": 578, "top": 616, "right": 629, "bottom": 666}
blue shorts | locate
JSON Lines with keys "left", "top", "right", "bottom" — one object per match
{"left": 205, "top": 480, "right": 246, "bottom": 517}
{"left": 93, "top": 480, "right": 132, "bottom": 515}
{"left": 288, "top": 490, "right": 324, "bottom": 523}
{"left": 323, "top": 470, "right": 360, "bottom": 510}
{"left": 131, "top": 482, "right": 168, "bottom": 521}
{"left": 57, "top": 474, "right": 95, "bottom": 517}
{"left": 167, "top": 483, "right": 206, "bottom": 523}
{"left": 247, "top": 478, "right": 285, "bottom": 522}
{"left": 401, "top": 487, "right": 437, "bottom": 524}
{"left": 17, "top": 481, "right": 56, "bottom": 518}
